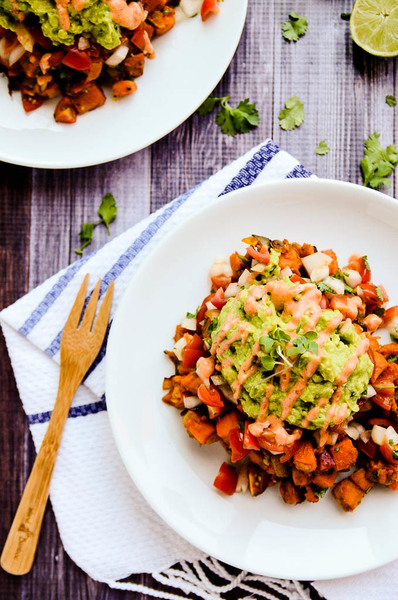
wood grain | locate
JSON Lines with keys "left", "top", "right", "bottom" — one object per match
{"left": 0, "top": 0, "right": 397, "bottom": 597}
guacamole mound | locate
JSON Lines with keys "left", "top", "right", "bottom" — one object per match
{"left": 210, "top": 282, "right": 374, "bottom": 430}
{"left": 0, "top": 0, "right": 121, "bottom": 48}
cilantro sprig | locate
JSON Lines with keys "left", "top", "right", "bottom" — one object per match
{"left": 75, "top": 193, "right": 117, "bottom": 255}
{"left": 282, "top": 12, "right": 308, "bottom": 42}
{"left": 386, "top": 95, "right": 397, "bottom": 107}
{"left": 279, "top": 96, "right": 304, "bottom": 131}
{"left": 287, "top": 331, "right": 319, "bottom": 357}
{"left": 198, "top": 95, "right": 259, "bottom": 136}
{"left": 361, "top": 132, "right": 398, "bottom": 189}
{"left": 314, "top": 140, "right": 330, "bottom": 155}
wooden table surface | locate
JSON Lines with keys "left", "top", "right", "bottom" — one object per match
{"left": 1, "top": 0, "right": 397, "bottom": 598}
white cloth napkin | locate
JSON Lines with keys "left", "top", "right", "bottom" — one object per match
{"left": 2, "top": 139, "right": 394, "bottom": 600}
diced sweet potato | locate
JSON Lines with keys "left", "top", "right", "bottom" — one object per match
{"left": 332, "top": 478, "right": 365, "bottom": 512}
{"left": 329, "top": 437, "right": 358, "bottom": 471}
{"left": 216, "top": 410, "right": 241, "bottom": 444}
{"left": 248, "top": 450, "right": 267, "bottom": 470}
{"left": 293, "top": 440, "right": 317, "bottom": 473}
{"left": 292, "top": 467, "right": 311, "bottom": 487}
{"left": 371, "top": 351, "right": 389, "bottom": 383}
{"left": 312, "top": 470, "right": 337, "bottom": 489}
{"left": 182, "top": 411, "right": 217, "bottom": 445}
{"left": 179, "top": 372, "right": 201, "bottom": 395}
{"left": 270, "top": 455, "right": 290, "bottom": 478}
{"left": 322, "top": 249, "right": 339, "bottom": 275}
{"left": 350, "top": 468, "right": 374, "bottom": 493}
{"left": 304, "top": 486, "right": 319, "bottom": 503}
{"left": 367, "top": 459, "right": 398, "bottom": 486}
{"left": 280, "top": 480, "right": 302, "bottom": 505}
{"left": 316, "top": 448, "right": 336, "bottom": 472}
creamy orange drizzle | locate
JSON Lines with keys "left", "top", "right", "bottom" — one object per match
{"left": 54, "top": 0, "right": 145, "bottom": 31}
{"left": 340, "top": 318, "right": 352, "bottom": 335}
{"left": 280, "top": 312, "right": 343, "bottom": 420}
{"left": 300, "top": 397, "right": 328, "bottom": 428}
{"left": 244, "top": 285, "right": 266, "bottom": 315}
{"left": 258, "top": 384, "right": 274, "bottom": 421}
{"left": 217, "top": 322, "right": 250, "bottom": 356}
{"left": 210, "top": 311, "right": 240, "bottom": 355}
{"left": 335, "top": 336, "right": 369, "bottom": 386}
{"left": 249, "top": 414, "right": 302, "bottom": 447}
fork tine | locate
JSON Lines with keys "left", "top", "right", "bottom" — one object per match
{"left": 92, "top": 280, "right": 114, "bottom": 341}
{"left": 63, "top": 274, "right": 90, "bottom": 331}
{"left": 80, "top": 279, "right": 101, "bottom": 331}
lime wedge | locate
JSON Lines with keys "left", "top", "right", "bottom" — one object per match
{"left": 350, "top": 0, "right": 398, "bottom": 57}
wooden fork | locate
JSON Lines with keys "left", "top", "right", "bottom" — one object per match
{"left": 1, "top": 274, "right": 114, "bottom": 576}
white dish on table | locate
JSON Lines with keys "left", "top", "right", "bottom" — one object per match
{"left": 106, "top": 179, "right": 398, "bottom": 580}
{"left": 0, "top": 0, "right": 248, "bottom": 169}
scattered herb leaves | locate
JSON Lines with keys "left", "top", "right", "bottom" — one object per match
{"left": 75, "top": 193, "right": 118, "bottom": 255}
{"left": 361, "top": 132, "right": 398, "bottom": 188}
{"left": 375, "top": 285, "right": 384, "bottom": 302}
{"left": 198, "top": 95, "right": 259, "bottom": 136}
{"left": 386, "top": 95, "right": 397, "bottom": 107}
{"left": 362, "top": 255, "right": 371, "bottom": 271}
{"left": 287, "top": 331, "right": 319, "bottom": 357}
{"left": 279, "top": 96, "right": 304, "bottom": 131}
{"left": 282, "top": 12, "right": 308, "bottom": 42}
{"left": 316, "top": 281, "right": 336, "bottom": 294}
{"left": 314, "top": 139, "right": 330, "bottom": 155}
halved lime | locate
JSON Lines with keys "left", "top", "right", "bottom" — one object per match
{"left": 350, "top": 0, "right": 398, "bottom": 57}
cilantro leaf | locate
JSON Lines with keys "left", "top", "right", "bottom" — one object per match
{"left": 316, "top": 281, "right": 336, "bottom": 294}
{"left": 198, "top": 96, "right": 221, "bottom": 116}
{"left": 375, "top": 286, "right": 384, "bottom": 302}
{"left": 362, "top": 255, "right": 371, "bottom": 271}
{"left": 75, "top": 223, "right": 95, "bottom": 255}
{"left": 282, "top": 12, "right": 308, "bottom": 42}
{"left": 314, "top": 139, "right": 330, "bottom": 155}
{"left": 98, "top": 193, "right": 117, "bottom": 234}
{"left": 361, "top": 132, "right": 398, "bottom": 188}
{"left": 216, "top": 97, "right": 259, "bottom": 136}
{"left": 279, "top": 96, "right": 304, "bottom": 131}
{"left": 386, "top": 95, "right": 397, "bottom": 107}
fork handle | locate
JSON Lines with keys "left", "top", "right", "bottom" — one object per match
{"left": 0, "top": 368, "right": 83, "bottom": 576}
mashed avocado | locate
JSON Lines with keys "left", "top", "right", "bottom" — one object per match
{"left": 211, "top": 282, "right": 374, "bottom": 430}
{"left": 0, "top": 0, "right": 121, "bottom": 48}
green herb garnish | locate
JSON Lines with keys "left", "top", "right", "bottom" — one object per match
{"left": 279, "top": 96, "right": 304, "bottom": 131}
{"left": 386, "top": 95, "right": 397, "bottom": 107}
{"left": 314, "top": 140, "right": 330, "bottom": 155}
{"left": 198, "top": 95, "right": 259, "bottom": 136}
{"left": 75, "top": 193, "right": 118, "bottom": 255}
{"left": 361, "top": 132, "right": 398, "bottom": 189}
{"left": 282, "top": 12, "right": 308, "bottom": 42}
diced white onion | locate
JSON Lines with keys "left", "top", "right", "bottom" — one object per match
{"left": 363, "top": 384, "right": 376, "bottom": 399}
{"left": 173, "top": 5, "right": 187, "bottom": 22}
{"left": 302, "top": 252, "right": 332, "bottom": 276}
{"left": 180, "top": 0, "right": 202, "bottom": 17}
{"left": 209, "top": 257, "right": 232, "bottom": 278}
{"left": 386, "top": 426, "right": 398, "bottom": 446}
{"left": 343, "top": 269, "right": 362, "bottom": 289}
{"left": 183, "top": 395, "right": 201, "bottom": 409}
{"left": 235, "top": 463, "right": 248, "bottom": 493}
{"left": 8, "top": 44, "right": 25, "bottom": 66}
{"left": 219, "top": 384, "right": 236, "bottom": 403}
{"left": 323, "top": 276, "right": 345, "bottom": 295}
{"left": 238, "top": 269, "right": 250, "bottom": 286}
{"left": 224, "top": 282, "right": 240, "bottom": 298}
{"left": 330, "top": 432, "right": 339, "bottom": 445}
{"left": 386, "top": 316, "right": 398, "bottom": 337}
{"left": 180, "top": 316, "right": 197, "bottom": 331}
{"left": 172, "top": 337, "right": 187, "bottom": 361}
{"left": 15, "top": 23, "right": 34, "bottom": 52}
{"left": 105, "top": 43, "right": 129, "bottom": 67}
{"left": 206, "top": 301, "right": 217, "bottom": 310}
{"left": 280, "top": 266, "right": 293, "bottom": 279}
{"left": 251, "top": 263, "right": 266, "bottom": 273}
{"left": 359, "top": 429, "right": 371, "bottom": 443}
{"left": 78, "top": 36, "right": 90, "bottom": 50}
{"left": 371, "top": 425, "right": 387, "bottom": 446}
{"left": 346, "top": 422, "right": 365, "bottom": 441}
{"left": 310, "top": 265, "right": 330, "bottom": 283}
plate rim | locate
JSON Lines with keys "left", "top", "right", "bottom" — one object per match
{"left": 105, "top": 178, "right": 398, "bottom": 580}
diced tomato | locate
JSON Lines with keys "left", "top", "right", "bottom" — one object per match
{"left": 196, "top": 293, "right": 214, "bottom": 327}
{"left": 290, "top": 274, "right": 306, "bottom": 284}
{"left": 229, "top": 427, "right": 248, "bottom": 462}
{"left": 197, "top": 384, "right": 224, "bottom": 408}
{"left": 62, "top": 49, "right": 91, "bottom": 71}
{"left": 380, "top": 443, "right": 398, "bottom": 466}
{"left": 48, "top": 50, "right": 65, "bottom": 68}
{"left": 246, "top": 245, "right": 270, "bottom": 264}
{"left": 372, "top": 393, "right": 393, "bottom": 412}
{"left": 248, "top": 464, "right": 268, "bottom": 496}
{"left": 384, "top": 305, "right": 398, "bottom": 326}
{"left": 368, "top": 418, "right": 398, "bottom": 433}
{"left": 201, "top": 0, "right": 220, "bottom": 21}
{"left": 210, "top": 287, "right": 227, "bottom": 310}
{"left": 359, "top": 283, "right": 388, "bottom": 307}
{"left": 181, "top": 334, "right": 206, "bottom": 370}
{"left": 20, "top": 87, "right": 43, "bottom": 113}
{"left": 322, "top": 249, "right": 338, "bottom": 275}
{"left": 31, "top": 27, "right": 53, "bottom": 50}
{"left": 279, "top": 440, "right": 299, "bottom": 463}
{"left": 319, "top": 295, "right": 329, "bottom": 309}
{"left": 347, "top": 255, "right": 371, "bottom": 284}
{"left": 257, "top": 438, "right": 285, "bottom": 453}
{"left": 243, "top": 421, "right": 261, "bottom": 451}
{"left": 356, "top": 438, "right": 377, "bottom": 459}
{"left": 211, "top": 275, "right": 231, "bottom": 291}
{"left": 213, "top": 462, "right": 237, "bottom": 495}
{"left": 54, "top": 96, "right": 77, "bottom": 124}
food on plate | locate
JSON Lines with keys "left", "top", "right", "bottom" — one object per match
{"left": 0, "top": 0, "right": 218, "bottom": 122}
{"left": 163, "top": 235, "right": 398, "bottom": 511}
